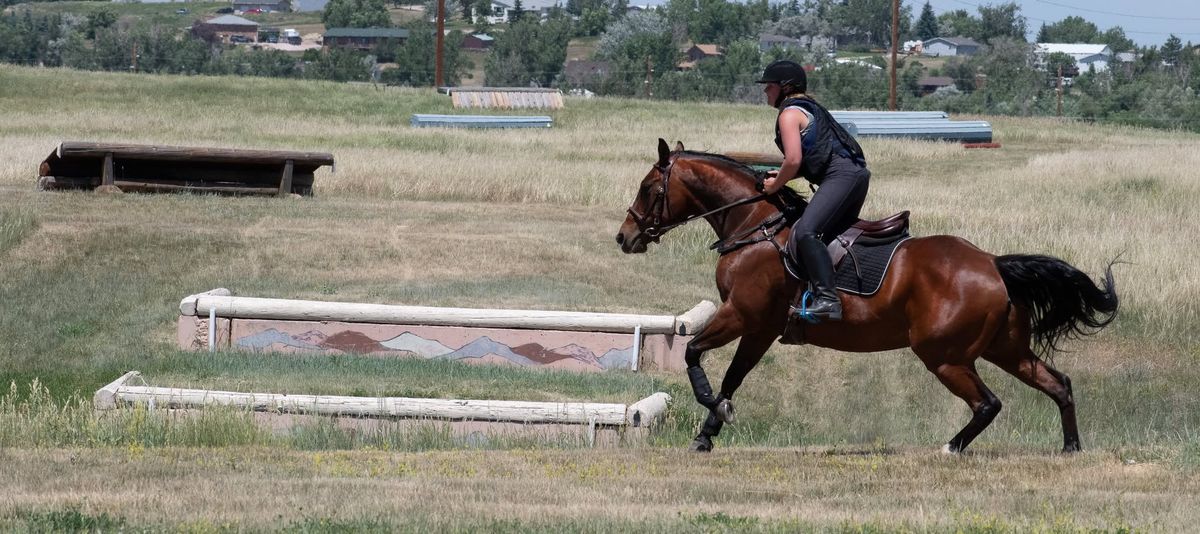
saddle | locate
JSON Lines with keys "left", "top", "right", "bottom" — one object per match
{"left": 827, "top": 210, "right": 910, "bottom": 270}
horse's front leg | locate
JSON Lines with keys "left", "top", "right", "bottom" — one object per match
{"left": 683, "top": 306, "right": 749, "bottom": 452}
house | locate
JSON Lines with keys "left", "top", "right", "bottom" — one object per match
{"left": 233, "top": 0, "right": 291, "bottom": 13}
{"left": 916, "top": 76, "right": 955, "bottom": 95}
{"left": 474, "top": 0, "right": 564, "bottom": 24}
{"left": 462, "top": 33, "right": 494, "bottom": 50}
{"left": 323, "top": 28, "right": 411, "bottom": 51}
{"left": 678, "top": 44, "right": 721, "bottom": 69}
{"left": 1037, "top": 43, "right": 1112, "bottom": 72}
{"left": 291, "top": 0, "right": 329, "bottom": 11}
{"left": 192, "top": 15, "right": 259, "bottom": 44}
{"left": 758, "top": 34, "right": 803, "bottom": 53}
{"left": 922, "top": 37, "right": 981, "bottom": 57}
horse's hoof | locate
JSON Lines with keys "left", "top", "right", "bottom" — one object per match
{"left": 688, "top": 436, "right": 713, "bottom": 453}
{"left": 1062, "top": 443, "right": 1082, "bottom": 454}
{"left": 940, "top": 443, "right": 960, "bottom": 455}
{"left": 716, "top": 399, "right": 736, "bottom": 424}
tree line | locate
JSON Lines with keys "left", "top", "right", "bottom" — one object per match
{"left": 2, "top": 0, "right": 1198, "bottom": 132}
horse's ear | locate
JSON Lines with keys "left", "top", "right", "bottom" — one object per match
{"left": 675, "top": 141, "right": 685, "bottom": 152}
{"left": 657, "top": 138, "right": 670, "bottom": 167}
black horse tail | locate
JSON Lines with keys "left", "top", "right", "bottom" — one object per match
{"left": 995, "top": 254, "right": 1120, "bottom": 354}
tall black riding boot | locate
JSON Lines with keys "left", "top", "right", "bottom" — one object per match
{"left": 791, "top": 235, "right": 843, "bottom": 322}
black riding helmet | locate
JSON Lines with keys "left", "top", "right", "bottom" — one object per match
{"left": 756, "top": 60, "right": 808, "bottom": 94}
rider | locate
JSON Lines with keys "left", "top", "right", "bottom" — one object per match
{"left": 757, "top": 59, "right": 870, "bottom": 323}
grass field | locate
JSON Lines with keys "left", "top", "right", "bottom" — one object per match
{"left": 0, "top": 63, "right": 1198, "bottom": 531}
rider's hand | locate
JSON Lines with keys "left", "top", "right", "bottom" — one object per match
{"left": 761, "top": 170, "right": 786, "bottom": 194}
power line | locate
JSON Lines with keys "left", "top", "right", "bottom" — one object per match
{"left": 1034, "top": 0, "right": 1200, "bottom": 22}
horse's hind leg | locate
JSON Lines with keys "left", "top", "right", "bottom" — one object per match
{"left": 984, "top": 347, "right": 1080, "bottom": 452}
{"left": 927, "top": 363, "right": 1003, "bottom": 453}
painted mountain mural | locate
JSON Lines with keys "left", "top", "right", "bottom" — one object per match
{"left": 232, "top": 328, "right": 636, "bottom": 369}
{"left": 445, "top": 337, "right": 539, "bottom": 366}
{"left": 236, "top": 329, "right": 322, "bottom": 351}
{"left": 319, "top": 331, "right": 387, "bottom": 353}
{"left": 379, "top": 332, "right": 455, "bottom": 356}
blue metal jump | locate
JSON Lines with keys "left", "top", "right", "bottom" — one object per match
{"left": 410, "top": 114, "right": 553, "bottom": 129}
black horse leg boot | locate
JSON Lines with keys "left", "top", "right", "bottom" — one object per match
{"left": 792, "top": 235, "right": 843, "bottom": 322}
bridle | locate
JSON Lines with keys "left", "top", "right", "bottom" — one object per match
{"left": 626, "top": 154, "right": 774, "bottom": 244}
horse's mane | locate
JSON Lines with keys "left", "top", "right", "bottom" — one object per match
{"left": 677, "top": 150, "right": 808, "bottom": 206}
{"left": 677, "top": 151, "right": 760, "bottom": 181}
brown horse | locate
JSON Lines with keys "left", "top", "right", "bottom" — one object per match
{"left": 616, "top": 140, "right": 1118, "bottom": 453}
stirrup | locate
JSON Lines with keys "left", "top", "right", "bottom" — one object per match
{"left": 790, "top": 290, "right": 822, "bottom": 324}
{"left": 790, "top": 290, "right": 841, "bottom": 324}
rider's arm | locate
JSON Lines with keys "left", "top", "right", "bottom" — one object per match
{"left": 763, "top": 108, "right": 809, "bottom": 194}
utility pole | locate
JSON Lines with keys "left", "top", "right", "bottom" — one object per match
{"left": 644, "top": 56, "right": 654, "bottom": 98}
{"left": 889, "top": 0, "right": 899, "bottom": 111}
{"left": 435, "top": 0, "right": 445, "bottom": 87}
{"left": 1056, "top": 65, "right": 1063, "bottom": 117}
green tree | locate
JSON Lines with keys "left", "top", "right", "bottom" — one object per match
{"left": 936, "top": 10, "right": 979, "bottom": 40}
{"left": 386, "top": 23, "right": 471, "bottom": 85}
{"left": 595, "top": 10, "right": 676, "bottom": 96}
{"left": 915, "top": 1, "right": 938, "bottom": 41}
{"left": 1162, "top": 34, "right": 1183, "bottom": 66}
{"left": 303, "top": 47, "right": 372, "bottom": 81}
{"left": 977, "top": 2, "right": 1025, "bottom": 43}
{"left": 323, "top": 0, "right": 390, "bottom": 28}
{"left": 1043, "top": 51, "right": 1077, "bottom": 77}
{"left": 1036, "top": 16, "right": 1098, "bottom": 43}
{"left": 85, "top": 8, "right": 116, "bottom": 39}
{"left": 1099, "top": 27, "right": 1133, "bottom": 54}
{"left": 510, "top": 0, "right": 524, "bottom": 22}
{"left": 484, "top": 17, "right": 571, "bottom": 86}
{"left": 833, "top": 0, "right": 910, "bottom": 48}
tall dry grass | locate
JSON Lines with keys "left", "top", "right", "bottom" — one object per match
{"left": 1, "top": 64, "right": 1199, "bottom": 530}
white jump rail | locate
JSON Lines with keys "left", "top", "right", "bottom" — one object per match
{"left": 180, "top": 289, "right": 716, "bottom": 336}
{"left": 95, "top": 371, "right": 671, "bottom": 428}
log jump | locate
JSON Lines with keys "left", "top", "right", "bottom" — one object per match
{"left": 178, "top": 289, "right": 717, "bottom": 372}
{"left": 95, "top": 371, "right": 672, "bottom": 447}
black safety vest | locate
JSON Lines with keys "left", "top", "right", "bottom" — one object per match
{"left": 774, "top": 96, "right": 866, "bottom": 184}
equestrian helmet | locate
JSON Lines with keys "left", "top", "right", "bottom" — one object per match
{"left": 756, "top": 60, "right": 807, "bottom": 93}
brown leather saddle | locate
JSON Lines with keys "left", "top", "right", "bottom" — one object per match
{"left": 827, "top": 210, "right": 910, "bottom": 269}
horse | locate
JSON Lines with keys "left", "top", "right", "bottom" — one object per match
{"left": 615, "top": 139, "right": 1119, "bottom": 454}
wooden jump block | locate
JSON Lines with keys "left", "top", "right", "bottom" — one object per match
{"left": 177, "top": 289, "right": 717, "bottom": 372}
{"left": 37, "top": 141, "right": 334, "bottom": 196}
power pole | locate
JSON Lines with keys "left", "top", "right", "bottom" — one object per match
{"left": 889, "top": 0, "right": 899, "bottom": 111}
{"left": 644, "top": 56, "right": 654, "bottom": 98}
{"left": 435, "top": 0, "right": 445, "bottom": 87}
{"left": 1056, "top": 65, "right": 1063, "bottom": 117}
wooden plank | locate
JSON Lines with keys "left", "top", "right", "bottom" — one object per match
{"left": 189, "top": 294, "right": 684, "bottom": 334}
{"left": 102, "top": 383, "right": 631, "bottom": 425}
{"left": 112, "top": 181, "right": 282, "bottom": 195}
{"left": 93, "top": 371, "right": 140, "bottom": 410}
{"left": 58, "top": 142, "right": 334, "bottom": 167}
{"left": 626, "top": 392, "right": 671, "bottom": 427}
{"left": 278, "top": 159, "right": 294, "bottom": 197}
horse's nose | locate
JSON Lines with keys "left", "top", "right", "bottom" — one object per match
{"left": 615, "top": 233, "right": 625, "bottom": 246}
